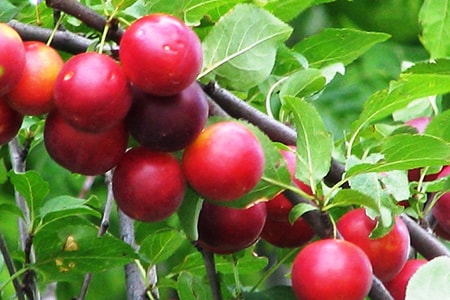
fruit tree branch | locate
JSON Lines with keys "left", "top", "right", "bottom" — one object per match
{"left": 7, "top": 19, "right": 92, "bottom": 54}
{"left": 0, "top": 233, "right": 25, "bottom": 300}
{"left": 45, "top": 0, "right": 123, "bottom": 44}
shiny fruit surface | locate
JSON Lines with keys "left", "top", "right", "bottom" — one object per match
{"left": 0, "top": 23, "right": 25, "bottom": 96}
{"left": 6, "top": 41, "right": 63, "bottom": 115}
{"left": 291, "top": 239, "right": 373, "bottom": 300}
{"left": 126, "top": 82, "right": 208, "bottom": 152}
{"left": 0, "top": 97, "right": 22, "bottom": 145}
{"left": 182, "top": 121, "right": 265, "bottom": 202}
{"left": 44, "top": 111, "right": 128, "bottom": 175}
{"left": 112, "top": 147, "right": 186, "bottom": 222}
{"left": 337, "top": 208, "right": 410, "bottom": 281}
{"left": 197, "top": 201, "right": 266, "bottom": 254}
{"left": 260, "top": 216, "right": 314, "bottom": 248}
{"left": 119, "top": 14, "right": 203, "bottom": 96}
{"left": 54, "top": 52, "right": 132, "bottom": 132}
{"left": 383, "top": 259, "right": 427, "bottom": 300}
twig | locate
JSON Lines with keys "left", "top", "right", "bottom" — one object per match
{"left": 0, "top": 233, "right": 25, "bottom": 300}
{"left": 400, "top": 214, "right": 450, "bottom": 259}
{"left": 118, "top": 210, "right": 147, "bottom": 300}
{"left": 7, "top": 20, "right": 93, "bottom": 54}
{"left": 77, "top": 176, "right": 96, "bottom": 199}
{"left": 8, "top": 137, "right": 40, "bottom": 300}
{"left": 198, "top": 246, "right": 223, "bottom": 300}
{"left": 77, "top": 172, "right": 114, "bottom": 300}
{"left": 45, "top": 0, "right": 123, "bottom": 44}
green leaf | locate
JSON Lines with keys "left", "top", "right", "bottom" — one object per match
{"left": 0, "top": 1, "right": 18, "bottom": 22}
{"left": 111, "top": 0, "right": 135, "bottom": 10}
{"left": 243, "top": 285, "right": 296, "bottom": 300}
{"left": 178, "top": 188, "right": 203, "bottom": 241}
{"left": 170, "top": 252, "right": 206, "bottom": 277}
{"left": 0, "top": 158, "right": 7, "bottom": 184}
{"left": 419, "top": 0, "right": 450, "bottom": 58}
{"left": 38, "top": 196, "right": 101, "bottom": 229}
{"left": 8, "top": 170, "right": 49, "bottom": 220}
{"left": 328, "top": 189, "right": 379, "bottom": 211}
{"left": 279, "top": 69, "right": 326, "bottom": 99}
{"left": 288, "top": 202, "right": 318, "bottom": 224}
{"left": 200, "top": 4, "right": 292, "bottom": 91}
{"left": 405, "top": 256, "right": 450, "bottom": 300}
{"left": 423, "top": 176, "right": 450, "bottom": 193}
{"left": 346, "top": 134, "right": 450, "bottom": 176}
{"left": 293, "top": 28, "right": 390, "bottom": 69}
{"left": 215, "top": 250, "right": 268, "bottom": 274}
{"left": 33, "top": 217, "right": 137, "bottom": 282}
{"left": 139, "top": 228, "right": 185, "bottom": 265}
{"left": 0, "top": 203, "right": 24, "bottom": 219}
{"left": 262, "top": 0, "right": 334, "bottom": 22}
{"left": 123, "top": 0, "right": 241, "bottom": 26}
{"left": 176, "top": 271, "right": 211, "bottom": 300}
{"left": 283, "top": 96, "right": 332, "bottom": 188}
{"left": 350, "top": 62, "right": 450, "bottom": 148}
{"left": 425, "top": 109, "right": 450, "bottom": 142}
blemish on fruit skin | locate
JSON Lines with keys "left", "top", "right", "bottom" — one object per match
{"left": 63, "top": 71, "right": 74, "bottom": 81}
{"left": 0, "top": 66, "right": 4, "bottom": 77}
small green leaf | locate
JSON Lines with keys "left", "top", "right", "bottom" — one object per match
{"left": 177, "top": 271, "right": 211, "bottom": 300}
{"left": 0, "top": 1, "right": 18, "bottom": 22}
{"left": 293, "top": 28, "right": 390, "bottom": 69}
{"left": 288, "top": 202, "right": 318, "bottom": 224}
{"left": 215, "top": 250, "right": 268, "bottom": 274}
{"left": 346, "top": 134, "right": 450, "bottom": 177}
{"left": 419, "top": 0, "right": 450, "bottom": 58}
{"left": 170, "top": 252, "right": 206, "bottom": 277}
{"left": 0, "top": 203, "right": 24, "bottom": 219}
{"left": 423, "top": 176, "right": 450, "bottom": 193}
{"left": 279, "top": 69, "right": 326, "bottom": 99}
{"left": 8, "top": 170, "right": 49, "bottom": 219}
{"left": 328, "top": 189, "right": 379, "bottom": 211}
{"left": 283, "top": 96, "right": 332, "bottom": 188}
{"left": 201, "top": 4, "right": 292, "bottom": 91}
{"left": 425, "top": 109, "right": 450, "bottom": 142}
{"left": 38, "top": 196, "right": 101, "bottom": 229}
{"left": 139, "top": 228, "right": 185, "bottom": 265}
{"left": 178, "top": 188, "right": 203, "bottom": 241}
{"left": 405, "top": 256, "right": 450, "bottom": 300}
{"left": 0, "top": 158, "right": 7, "bottom": 184}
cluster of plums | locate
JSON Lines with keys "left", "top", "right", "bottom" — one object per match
{"left": 2, "top": 14, "right": 449, "bottom": 300}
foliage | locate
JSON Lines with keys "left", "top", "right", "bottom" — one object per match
{"left": 0, "top": 0, "right": 450, "bottom": 299}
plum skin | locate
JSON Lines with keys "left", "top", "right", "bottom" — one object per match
{"left": 119, "top": 14, "right": 203, "bottom": 96}
{"left": 112, "top": 147, "right": 186, "bottom": 223}
{"left": 126, "top": 82, "right": 208, "bottom": 152}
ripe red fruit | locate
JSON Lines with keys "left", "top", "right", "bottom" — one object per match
{"left": 260, "top": 217, "right": 314, "bottom": 248}
{"left": 383, "top": 259, "right": 427, "bottom": 300}
{"left": 126, "top": 82, "right": 208, "bottom": 152}
{"left": 266, "top": 146, "right": 312, "bottom": 221}
{"left": 432, "top": 165, "right": 450, "bottom": 234}
{"left": 0, "top": 97, "right": 22, "bottom": 145}
{"left": 197, "top": 201, "right": 266, "bottom": 254}
{"left": 44, "top": 111, "right": 128, "bottom": 175}
{"left": 182, "top": 121, "right": 265, "bottom": 202}
{"left": 0, "top": 23, "right": 25, "bottom": 96}
{"left": 291, "top": 239, "right": 373, "bottom": 300}
{"left": 119, "top": 14, "right": 203, "bottom": 96}
{"left": 6, "top": 41, "right": 64, "bottom": 116}
{"left": 112, "top": 147, "right": 185, "bottom": 222}
{"left": 54, "top": 52, "right": 132, "bottom": 133}
{"left": 337, "top": 208, "right": 410, "bottom": 281}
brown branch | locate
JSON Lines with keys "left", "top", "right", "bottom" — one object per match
{"left": 45, "top": 0, "right": 124, "bottom": 44}
{"left": 0, "top": 233, "right": 25, "bottom": 300}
